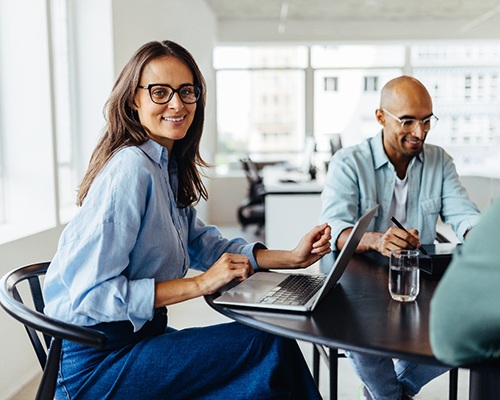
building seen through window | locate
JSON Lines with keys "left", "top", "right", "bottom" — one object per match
{"left": 215, "top": 43, "right": 500, "bottom": 177}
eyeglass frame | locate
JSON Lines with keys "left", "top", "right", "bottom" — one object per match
{"left": 137, "top": 83, "right": 202, "bottom": 105}
{"left": 381, "top": 108, "right": 439, "bottom": 133}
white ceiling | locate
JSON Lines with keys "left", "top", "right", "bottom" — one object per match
{"left": 205, "top": 0, "right": 500, "bottom": 43}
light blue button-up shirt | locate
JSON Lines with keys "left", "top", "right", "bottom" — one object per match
{"left": 44, "top": 140, "right": 264, "bottom": 331}
{"left": 320, "top": 132, "right": 481, "bottom": 251}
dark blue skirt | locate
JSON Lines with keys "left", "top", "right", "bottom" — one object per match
{"left": 55, "top": 309, "right": 321, "bottom": 399}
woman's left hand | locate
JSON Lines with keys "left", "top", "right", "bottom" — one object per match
{"left": 292, "top": 223, "right": 332, "bottom": 268}
{"left": 254, "top": 223, "right": 331, "bottom": 270}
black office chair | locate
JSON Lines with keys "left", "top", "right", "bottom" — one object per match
{"left": 237, "top": 158, "right": 267, "bottom": 235}
{"left": 329, "top": 134, "right": 343, "bottom": 156}
{"left": 0, "top": 262, "right": 107, "bottom": 400}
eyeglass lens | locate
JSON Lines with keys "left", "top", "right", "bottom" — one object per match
{"left": 401, "top": 117, "right": 437, "bottom": 133}
{"left": 149, "top": 84, "right": 200, "bottom": 104}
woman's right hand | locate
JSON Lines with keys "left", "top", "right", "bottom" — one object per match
{"left": 197, "top": 253, "right": 254, "bottom": 295}
{"left": 155, "top": 254, "right": 253, "bottom": 307}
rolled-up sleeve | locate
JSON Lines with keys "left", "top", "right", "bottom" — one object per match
{"left": 186, "top": 207, "right": 267, "bottom": 271}
{"left": 44, "top": 144, "right": 172, "bottom": 330}
{"left": 439, "top": 153, "right": 481, "bottom": 240}
{"left": 321, "top": 150, "right": 365, "bottom": 251}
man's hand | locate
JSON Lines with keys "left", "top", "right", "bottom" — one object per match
{"left": 375, "top": 226, "right": 421, "bottom": 257}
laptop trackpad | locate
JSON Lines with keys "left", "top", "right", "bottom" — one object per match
{"left": 219, "top": 273, "right": 288, "bottom": 300}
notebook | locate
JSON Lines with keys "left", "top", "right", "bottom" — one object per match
{"left": 214, "top": 205, "right": 378, "bottom": 312}
{"left": 419, "top": 242, "right": 462, "bottom": 279}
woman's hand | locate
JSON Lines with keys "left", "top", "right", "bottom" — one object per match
{"left": 196, "top": 253, "right": 254, "bottom": 295}
{"left": 291, "top": 223, "right": 332, "bottom": 268}
{"left": 154, "top": 254, "right": 253, "bottom": 307}
{"left": 254, "top": 223, "right": 332, "bottom": 269}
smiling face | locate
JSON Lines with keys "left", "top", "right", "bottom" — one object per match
{"left": 376, "top": 77, "right": 433, "bottom": 172}
{"left": 134, "top": 56, "right": 196, "bottom": 152}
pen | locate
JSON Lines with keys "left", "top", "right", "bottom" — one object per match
{"left": 390, "top": 216, "right": 429, "bottom": 256}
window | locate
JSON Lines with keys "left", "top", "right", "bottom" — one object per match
{"left": 491, "top": 74, "right": 498, "bottom": 100}
{"left": 314, "top": 68, "right": 402, "bottom": 153}
{"left": 0, "top": 0, "right": 112, "bottom": 243}
{"left": 215, "top": 46, "right": 307, "bottom": 168}
{"left": 477, "top": 74, "right": 484, "bottom": 100}
{"left": 311, "top": 45, "right": 405, "bottom": 153}
{"left": 216, "top": 69, "right": 305, "bottom": 165}
{"left": 215, "top": 43, "right": 500, "bottom": 178}
{"left": 324, "top": 77, "right": 338, "bottom": 92}
{"left": 363, "top": 76, "right": 379, "bottom": 92}
{"left": 464, "top": 74, "right": 472, "bottom": 100}
{"left": 413, "top": 43, "right": 500, "bottom": 173}
{"left": 51, "top": 0, "right": 76, "bottom": 221}
{"left": 0, "top": 0, "right": 57, "bottom": 242}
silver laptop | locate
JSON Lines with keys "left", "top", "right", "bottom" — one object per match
{"left": 214, "top": 205, "right": 378, "bottom": 312}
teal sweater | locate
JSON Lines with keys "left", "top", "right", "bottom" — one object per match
{"left": 430, "top": 199, "right": 500, "bottom": 366}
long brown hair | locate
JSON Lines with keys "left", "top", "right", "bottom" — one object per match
{"left": 76, "top": 40, "right": 209, "bottom": 207}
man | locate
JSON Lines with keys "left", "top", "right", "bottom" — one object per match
{"left": 320, "top": 76, "right": 480, "bottom": 399}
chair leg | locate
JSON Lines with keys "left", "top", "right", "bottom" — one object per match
{"left": 329, "top": 348, "right": 338, "bottom": 400}
{"left": 312, "top": 344, "right": 320, "bottom": 386}
{"left": 36, "top": 338, "right": 62, "bottom": 400}
{"left": 449, "top": 368, "right": 458, "bottom": 400}
{"left": 312, "top": 344, "right": 340, "bottom": 400}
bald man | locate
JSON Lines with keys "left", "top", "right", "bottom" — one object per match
{"left": 321, "top": 75, "right": 479, "bottom": 257}
{"left": 320, "top": 76, "right": 480, "bottom": 399}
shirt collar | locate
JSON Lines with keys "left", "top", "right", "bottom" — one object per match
{"left": 372, "top": 131, "right": 389, "bottom": 170}
{"left": 138, "top": 139, "right": 168, "bottom": 166}
{"left": 371, "top": 130, "right": 424, "bottom": 170}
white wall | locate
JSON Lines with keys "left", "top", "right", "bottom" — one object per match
{"left": 207, "top": 175, "right": 247, "bottom": 225}
{"left": 0, "top": 1, "right": 219, "bottom": 398}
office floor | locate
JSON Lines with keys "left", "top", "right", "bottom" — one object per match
{"left": 11, "top": 225, "right": 470, "bottom": 400}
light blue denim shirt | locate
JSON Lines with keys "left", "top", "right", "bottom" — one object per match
{"left": 320, "top": 131, "right": 481, "bottom": 251}
{"left": 44, "top": 139, "right": 264, "bottom": 331}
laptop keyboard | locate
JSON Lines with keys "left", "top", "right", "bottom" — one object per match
{"left": 259, "top": 274, "right": 326, "bottom": 306}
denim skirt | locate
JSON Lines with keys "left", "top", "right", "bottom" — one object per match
{"left": 55, "top": 308, "right": 321, "bottom": 399}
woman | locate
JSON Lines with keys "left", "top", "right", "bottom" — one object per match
{"left": 43, "top": 40, "right": 331, "bottom": 399}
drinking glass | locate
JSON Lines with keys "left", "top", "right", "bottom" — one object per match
{"left": 389, "top": 249, "right": 420, "bottom": 302}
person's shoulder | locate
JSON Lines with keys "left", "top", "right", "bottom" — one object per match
{"left": 329, "top": 140, "right": 373, "bottom": 174}
{"left": 423, "top": 142, "right": 449, "bottom": 155}
{"left": 335, "top": 138, "right": 372, "bottom": 160}
{"left": 96, "top": 145, "right": 160, "bottom": 191}
{"left": 422, "top": 142, "right": 454, "bottom": 163}
{"left": 109, "top": 145, "right": 158, "bottom": 171}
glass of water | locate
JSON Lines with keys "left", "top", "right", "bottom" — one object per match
{"left": 389, "top": 249, "right": 420, "bottom": 302}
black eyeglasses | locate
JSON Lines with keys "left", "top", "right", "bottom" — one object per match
{"left": 137, "top": 83, "right": 201, "bottom": 105}
{"left": 381, "top": 108, "right": 439, "bottom": 133}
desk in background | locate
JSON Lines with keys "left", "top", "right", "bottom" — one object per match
{"left": 263, "top": 166, "right": 323, "bottom": 249}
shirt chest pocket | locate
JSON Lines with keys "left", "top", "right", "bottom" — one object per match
{"left": 421, "top": 198, "right": 441, "bottom": 215}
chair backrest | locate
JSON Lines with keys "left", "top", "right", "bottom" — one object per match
{"left": 329, "top": 134, "right": 343, "bottom": 156}
{"left": 0, "top": 262, "right": 106, "bottom": 400}
{"left": 240, "top": 158, "right": 266, "bottom": 199}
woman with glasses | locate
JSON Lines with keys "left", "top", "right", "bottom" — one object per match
{"left": 43, "top": 40, "right": 331, "bottom": 400}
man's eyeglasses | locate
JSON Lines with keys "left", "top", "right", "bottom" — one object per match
{"left": 381, "top": 108, "right": 439, "bottom": 133}
{"left": 137, "top": 83, "right": 201, "bottom": 105}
